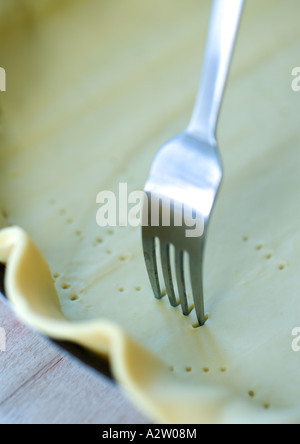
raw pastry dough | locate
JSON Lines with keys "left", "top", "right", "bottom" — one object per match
{"left": 1, "top": 0, "right": 300, "bottom": 424}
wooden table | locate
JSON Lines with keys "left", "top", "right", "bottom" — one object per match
{"left": 0, "top": 299, "right": 149, "bottom": 424}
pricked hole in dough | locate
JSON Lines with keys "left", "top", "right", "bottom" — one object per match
{"left": 59, "top": 209, "right": 66, "bottom": 215}
{"left": 66, "top": 218, "right": 73, "bottom": 224}
{"left": 263, "top": 403, "right": 270, "bottom": 410}
{"left": 220, "top": 367, "right": 227, "bottom": 373}
{"left": 243, "top": 236, "right": 248, "bottom": 242}
{"left": 192, "top": 314, "right": 209, "bottom": 329}
{"left": 185, "top": 366, "right": 192, "bottom": 373}
{"left": 75, "top": 230, "right": 82, "bottom": 237}
{"left": 53, "top": 273, "right": 60, "bottom": 279}
{"left": 188, "top": 303, "right": 195, "bottom": 315}
{"left": 96, "top": 237, "right": 103, "bottom": 244}
{"left": 256, "top": 245, "right": 263, "bottom": 251}
{"left": 70, "top": 295, "right": 79, "bottom": 301}
{"left": 119, "top": 255, "right": 127, "bottom": 262}
{"left": 61, "top": 284, "right": 71, "bottom": 290}
{"left": 118, "top": 287, "right": 125, "bottom": 293}
{"left": 278, "top": 264, "right": 286, "bottom": 271}
{"left": 106, "top": 249, "right": 112, "bottom": 254}
{"left": 135, "top": 286, "right": 141, "bottom": 292}
{"left": 169, "top": 366, "right": 174, "bottom": 372}
{"left": 203, "top": 367, "right": 210, "bottom": 373}
{"left": 248, "top": 390, "right": 255, "bottom": 398}
{"left": 107, "top": 229, "right": 114, "bottom": 235}
{"left": 265, "top": 253, "right": 272, "bottom": 260}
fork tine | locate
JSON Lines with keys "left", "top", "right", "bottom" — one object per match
{"left": 175, "top": 249, "right": 189, "bottom": 315}
{"left": 189, "top": 255, "right": 205, "bottom": 326}
{"left": 142, "top": 235, "right": 161, "bottom": 299}
{"left": 160, "top": 242, "right": 178, "bottom": 307}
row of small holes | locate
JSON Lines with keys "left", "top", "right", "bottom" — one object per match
{"left": 54, "top": 274, "right": 140, "bottom": 298}
{"left": 52, "top": 274, "right": 79, "bottom": 301}
{"left": 245, "top": 238, "right": 279, "bottom": 408}
{"left": 50, "top": 199, "right": 118, "bottom": 241}
{"left": 170, "top": 366, "right": 270, "bottom": 410}
{"left": 119, "top": 286, "right": 142, "bottom": 293}
{"left": 169, "top": 366, "right": 226, "bottom": 374}
{"left": 50, "top": 200, "right": 82, "bottom": 237}
{"left": 95, "top": 231, "right": 130, "bottom": 260}
{"left": 248, "top": 391, "right": 270, "bottom": 410}
{"left": 243, "top": 237, "right": 286, "bottom": 270}
{"left": 61, "top": 283, "right": 79, "bottom": 301}
{"left": 55, "top": 284, "right": 142, "bottom": 293}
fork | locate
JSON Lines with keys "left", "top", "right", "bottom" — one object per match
{"left": 142, "top": 0, "right": 244, "bottom": 326}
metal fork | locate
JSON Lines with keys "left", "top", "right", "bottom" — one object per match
{"left": 142, "top": 0, "right": 244, "bottom": 326}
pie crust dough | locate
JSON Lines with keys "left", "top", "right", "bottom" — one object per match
{"left": 1, "top": 0, "right": 300, "bottom": 424}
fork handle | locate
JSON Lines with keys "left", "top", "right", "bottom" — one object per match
{"left": 188, "top": 0, "right": 244, "bottom": 143}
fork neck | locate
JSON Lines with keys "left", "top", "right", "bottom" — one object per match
{"left": 187, "top": 0, "right": 244, "bottom": 145}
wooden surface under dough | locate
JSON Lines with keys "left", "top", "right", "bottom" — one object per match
{"left": 0, "top": 299, "right": 149, "bottom": 424}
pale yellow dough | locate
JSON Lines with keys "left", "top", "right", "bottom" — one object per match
{"left": 1, "top": 0, "right": 300, "bottom": 424}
